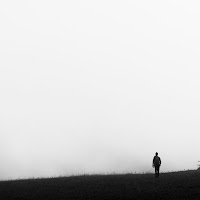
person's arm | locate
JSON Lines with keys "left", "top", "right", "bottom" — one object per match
{"left": 152, "top": 157, "right": 155, "bottom": 167}
{"left": 159, "top": 157, "right": 161, "bottom": 165}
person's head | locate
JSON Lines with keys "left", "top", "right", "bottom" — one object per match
{"left": 155, "top": 152, "right": 158, "bottom": 156}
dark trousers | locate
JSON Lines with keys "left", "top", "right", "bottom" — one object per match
{"left": 155, "top": 165, "right": 160, "bottom": 177}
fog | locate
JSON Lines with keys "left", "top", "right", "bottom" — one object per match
{"left": 1, "top": 0, "right": 200, "bottom": 180}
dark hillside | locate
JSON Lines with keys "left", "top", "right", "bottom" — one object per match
{"left": 0, "top": 170, "right": 200, "bottom": 200}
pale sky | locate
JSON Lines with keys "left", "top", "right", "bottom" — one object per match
{"left": 1, "top": 0, "right": 200, "bottom": 180}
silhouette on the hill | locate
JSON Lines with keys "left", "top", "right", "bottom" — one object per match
{"left": 152, "top": 152, "right": 161, "bottom": 177}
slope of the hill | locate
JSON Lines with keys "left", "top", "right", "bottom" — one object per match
{"left": 0, "top": 170, "right": 200, "bottom": 200}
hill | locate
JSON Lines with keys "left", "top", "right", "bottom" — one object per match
{"left": 0, "top": 170, "right": 200, "bottom": 200}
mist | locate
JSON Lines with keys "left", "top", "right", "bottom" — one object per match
{"left": 1, "top": 0, "right": 200, "bottom": 180}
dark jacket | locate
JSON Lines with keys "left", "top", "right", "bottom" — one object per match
{"left": 153, "top": 156, "right": 161, "bottom": 166}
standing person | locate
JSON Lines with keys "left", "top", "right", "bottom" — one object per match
{"left": 153, "top": 152, "right": 161, "bottom": 177}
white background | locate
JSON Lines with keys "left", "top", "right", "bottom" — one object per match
{"left": 1, "top": 0, "right": 200, "bottom": 180}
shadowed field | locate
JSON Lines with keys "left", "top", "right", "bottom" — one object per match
{"left": 0, "top": 170, "right": 200, "bottom": 200}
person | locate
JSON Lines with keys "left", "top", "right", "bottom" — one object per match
{"left": 152, "top": 152, "right": 161, "bottom": 177}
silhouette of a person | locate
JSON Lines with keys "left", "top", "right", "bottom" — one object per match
{"left": 153, "top": 152, "right": 161, "bottom": 177}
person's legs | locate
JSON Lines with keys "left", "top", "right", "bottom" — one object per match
{"left": 155, "top": 166, "right": 159, "bottom": 177}
{"left": 157, "top": 166, "right": 160, "bottom": 177}
{"left": 155, "top": 166, "right": 158, "bottom": 177}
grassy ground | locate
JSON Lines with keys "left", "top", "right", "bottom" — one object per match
{"left": 0, "top": 170, "right": 200, "bottom": 200}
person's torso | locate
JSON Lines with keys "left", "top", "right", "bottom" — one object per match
{"left": 154, "top": 156, "right": 160, "bottom": 166}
